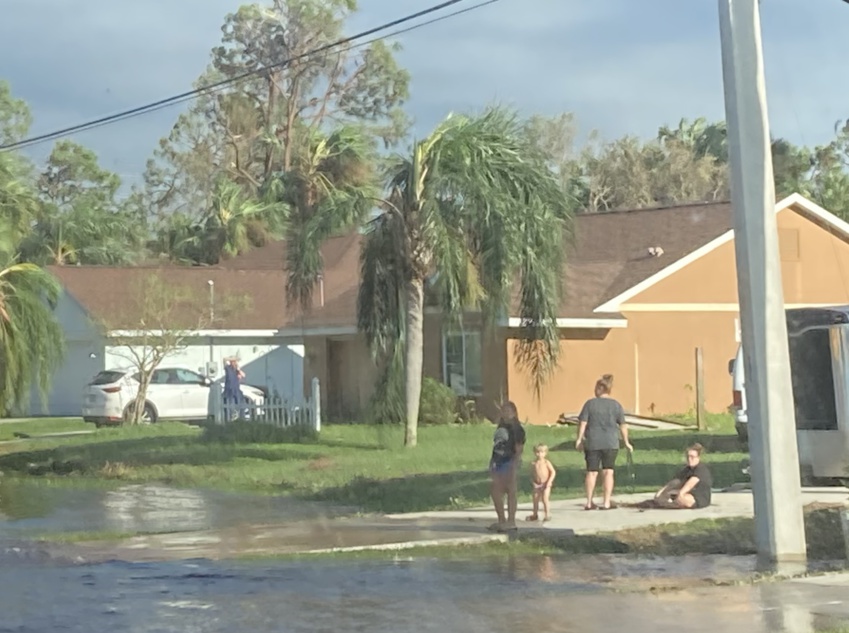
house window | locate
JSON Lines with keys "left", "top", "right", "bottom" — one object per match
{"left": 442, "top": 330, "right": 483, "bottom": 396}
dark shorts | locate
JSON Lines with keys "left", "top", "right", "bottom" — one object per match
{"left": 585, "top": 449, "right": 618, "bottom": 472}
{"left": 670, "top": 492, "right": 710, "bottom": 509}
{"left": 693, "top": 495, "right": 711, "bottom": 509}
{"left": 489, "top": 458, "right": 517, "bottom": 477}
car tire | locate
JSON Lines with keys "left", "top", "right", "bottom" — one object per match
{"left": 124, "top": 402, "right": 158, "bottom": 425}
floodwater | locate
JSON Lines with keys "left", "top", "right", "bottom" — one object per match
{"left": 1, "top": 548, "right": 848, "bottom": 633}
{"left": 0, "top": 479, "right": 355, "bottom": 537}
{"left": 1, "top": 479, "right": 849, "bottom": 633}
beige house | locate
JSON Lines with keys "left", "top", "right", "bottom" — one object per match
{"left": 222, "top": 193, "right": 849, "bottom": 424}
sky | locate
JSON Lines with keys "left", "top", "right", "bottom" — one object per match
{"left": 1, "top": 0, "right": 847, "bottom": 189}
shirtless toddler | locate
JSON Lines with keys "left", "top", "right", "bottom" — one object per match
{"left": 526, "top": 444, "right": 556, "bottom": 522}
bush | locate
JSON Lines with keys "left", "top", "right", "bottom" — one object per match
{"left": 418, "top": 377, "right": 458, "bottom": 425}
{"left": 456, "top": 398, "right": 489, "bottom": 425}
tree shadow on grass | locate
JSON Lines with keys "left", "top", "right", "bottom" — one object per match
{"left": 528, "top": 459, "right": 748, "bottom": 496}
{"left": 548, "top": 433, "right": 746, "bottom": 456}
{"left": 630, "top": 433, "right": 746, "bottom": 454}
{"left": 315, "top": 439, "right": 389, "bottom": 451}
{"left": 294, "top": 470, "right": 496, "bottom": 514}
{"left": 0, "top": 435, "right": 319, "bottom": 477}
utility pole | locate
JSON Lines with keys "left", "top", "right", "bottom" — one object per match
{"left": 718, "top": 0, "right": 807, "bottom": 562}
{"left": 207, "top": 279, "right": 215, "bottom": 373}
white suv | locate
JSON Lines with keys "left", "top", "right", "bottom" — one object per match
{"left": 81, "top": 366, "right": 265, "bottom": 426}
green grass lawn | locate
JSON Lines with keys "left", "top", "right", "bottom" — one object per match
{"left": 0, "top": 416, "right": 749, "bottom": 514}
{"left": 0, "top": 417, "right": 92, "bottom": 442}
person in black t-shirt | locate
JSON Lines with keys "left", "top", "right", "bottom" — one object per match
{"left": 488, "top": 401, "right": 526, "bottom": 532}
{"left": 653, "top": 443, "right": 713, "bottom": 509}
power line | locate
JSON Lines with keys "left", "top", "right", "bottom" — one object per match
{"left": 1, "top": 0, "right": 499, "bottom": 153}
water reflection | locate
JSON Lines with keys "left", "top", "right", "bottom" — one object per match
{"left": 759, "top": 583, "right": 814, "bottom": 633}
{"left": 0, "top": 479, "right": 354, "bottom": 538}
{"left": 102, "top": 485, "right": 210, "bottom": 533}
{"left": 1, "top": 556, "right": 845, "bottom": 633}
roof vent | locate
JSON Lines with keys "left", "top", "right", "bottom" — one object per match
{"left": 648, "top": 246, "right": 664, "bottom": 258}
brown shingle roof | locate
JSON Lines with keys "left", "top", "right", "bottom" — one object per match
{"left": 560, "top": 201, "right": 733, "bottom": 315}
{"left": 49, "top": 265, "right": 290, "bottom": 330}
{"left": 53, "top": 201, "right": 734, "bottom": 330}
{"left": 222, "top": 201, "right": 733, "bottom": 318}
{"left": 49, "top": 232, "right": 365, "bottom": 332}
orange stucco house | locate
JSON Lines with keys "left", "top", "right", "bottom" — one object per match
{"left": 224, "top": 193, "right": 849, "bottom": 424}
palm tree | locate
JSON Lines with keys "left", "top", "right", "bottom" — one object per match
{"left": 0, "top": 158, "right": 65, "bottom": 415}
{"left": 19, "top": 205, "right": 148, "bottom": 266}
{"left": 358, "top": 107, "right": 572, "bottom": 447}
{"left": 151, "top": 180, "right": 282, "bottom": 265}
{"left": 202, "top": 179, "right": 279, "bottom": 262}
{"left": 0, "top": 152, "right": 38, "bottom": 240}
{"left": 269, "top": 125, "right": 378, "bottom": 312}
{"left": 658, "top": 117, "right": 728, "bottom": 163}
{"left": 0, "top": 232, "right": 65, "bottom": 416}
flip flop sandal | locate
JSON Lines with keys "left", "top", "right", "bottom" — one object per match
{"left": 525, "top": 514, "right": 539, "bottom": 522}
{"left": 583, "top": 504, "right": 598, "bottom": 511}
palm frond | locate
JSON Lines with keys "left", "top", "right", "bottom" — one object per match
{"left": 357, "top": 211, "right": 407, "bottom": 353}
{"left": 0, "top": 262, "right": 65, "bottom": 415}
{"left": 363, "top": 336, "right": 406, "bottom": 425}
{"left": 281, "top": 125, "right": 379, "bottom": 312}
{"left": 417, "top": 106, "right": 571, "bottom": 395}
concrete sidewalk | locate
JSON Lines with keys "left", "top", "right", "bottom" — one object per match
{"left": 385, "top": 487, "right": 849, "bottom": 535}
{"left": 45, "top": 516, "right": 511, "bottom": 563}
{"left": 36, "top": 487, "right": 849, "bottom": 564}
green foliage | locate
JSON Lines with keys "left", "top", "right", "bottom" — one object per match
{"left": 154, "top": 179, "right": 282, "bottom": 265}
{"left": 417, "top": 378, "right": 458, "bottom": 426}
{"left": 359, "top": 106, "right": 572, "bottom": 445}
{"left": 270, "top": 125, "right": 379, "bottom": 311}
{"left": 363, "top": 350, "right": 460, "bottom": 426}
{"left": 0, "top": 258, "right": 66, "bottom": 416}
{"left": 0, "top": 80, "right": 32, "bottom": 145}
{"left": 0, "top": 152, "right": 38, "bottom": 247}
{"left": 16, "top": 140, "right": 145, "bottom": 266}
{"left": 0, "top": 421, "right": 750, "bottom": 514}
{"left": 144, "top": 0, "right": 409, "bottom": 243}
{"left": 101, "top": 272, "right": 250, "bottom": 424}
{"left": 362, "top": 339, "right": 405, "bottom": 424}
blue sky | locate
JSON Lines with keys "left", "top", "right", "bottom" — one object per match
{"left": 1, "top": 0, "right": 846, "bottom": 188}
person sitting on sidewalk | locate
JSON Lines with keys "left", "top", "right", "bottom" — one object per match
{"left": 653, "top": 443, "right": 713, "bottom": 509}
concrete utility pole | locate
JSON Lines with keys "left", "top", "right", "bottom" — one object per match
{"left": 717, "top": 0, "right": 807, "bottom": 562}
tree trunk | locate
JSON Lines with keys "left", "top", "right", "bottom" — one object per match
{"left": 403, "top": 275, "right": 425, "bottom": 447}
{"left": 131, "top": 375, "right": 151, "bottom": 425}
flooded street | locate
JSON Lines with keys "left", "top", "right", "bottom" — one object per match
{"left": 0, "top": 479, "right": 356, "bottom": 537}
{"left": 1, "top": 549, "right": 849, "bottom": 633}
{"left": 2, "top": 479, "right": 849, "bottom": 632}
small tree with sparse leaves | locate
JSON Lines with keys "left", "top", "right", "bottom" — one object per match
{"left": 95, "top": 272, "right": 249, "bottom": 424}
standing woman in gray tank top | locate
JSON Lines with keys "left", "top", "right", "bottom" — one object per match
{"left": 575, "top": 374, "right": 633, "bottom": 510}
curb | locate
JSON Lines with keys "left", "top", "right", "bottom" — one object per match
{"left": 302, "top": 533, "right": 509, "bottom": 554}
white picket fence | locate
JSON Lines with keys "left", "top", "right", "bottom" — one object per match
{"left": 211, "top": 377, "right": 321, "bottom": 432}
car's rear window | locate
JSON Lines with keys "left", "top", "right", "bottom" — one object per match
{"left": 89, "top": 371, "right": 126, "bottom": 385}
